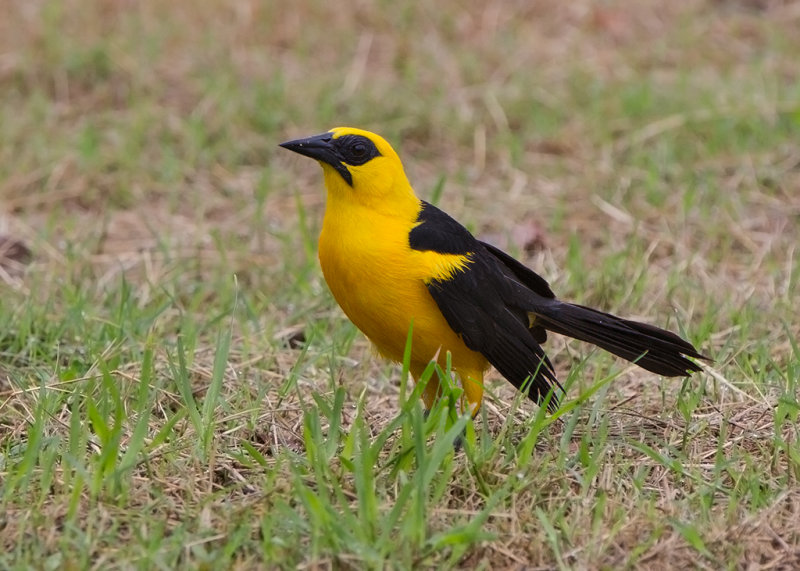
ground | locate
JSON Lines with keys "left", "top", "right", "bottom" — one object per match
{"left": 1, "top": 0, "right": 799, "bottom": 568}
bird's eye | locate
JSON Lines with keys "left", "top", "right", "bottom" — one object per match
{"left": 350, "top": 142, "right": 367, "bottom": 158}
{"left": 336, "top": 135, "right": 381, "bottom": 166}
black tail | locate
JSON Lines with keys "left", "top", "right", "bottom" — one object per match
{"left": 533, "top": 301, "right": 706, "bottom": 376}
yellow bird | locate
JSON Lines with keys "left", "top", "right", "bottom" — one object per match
{"left": 280, "top": 127, "right": 705, "bottom": 416}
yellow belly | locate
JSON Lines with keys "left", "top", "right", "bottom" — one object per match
{"left": 318, "top": 207, "right": 487, "bottom": 375}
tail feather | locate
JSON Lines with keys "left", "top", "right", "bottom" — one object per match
{"left": 533, "top": 301, "right": 706, "bottom": 376}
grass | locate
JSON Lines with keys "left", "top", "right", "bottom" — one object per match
{"left": 1, "top": 0, "right": 800, "bottom": 568}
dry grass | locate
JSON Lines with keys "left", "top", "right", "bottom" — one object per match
{"left": 1, "top": 0, "right": 799, "bottom": 568}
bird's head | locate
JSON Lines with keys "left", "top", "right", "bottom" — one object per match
{"left": 280, "top": 127, "right": 417, "bottom": 212}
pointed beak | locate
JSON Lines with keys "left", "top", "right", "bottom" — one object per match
{"left": 279, "top": 132, "right": 353, "bottom": 186}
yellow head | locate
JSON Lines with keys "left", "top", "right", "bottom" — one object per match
{"left": 280, "top": 127, "right": 418, "bottom": 214}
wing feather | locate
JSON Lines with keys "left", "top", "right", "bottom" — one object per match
{"left": 411, "top": 202, "right": 563, "bottom": 408}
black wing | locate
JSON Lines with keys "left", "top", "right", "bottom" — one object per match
{"left": 479, "top": 241, "right": 553, "bottom": 344}
{"left": 410, "top": 201, "right": 706, "bottom": 410}
{"left": 409, "top": 202, "right": 563, "bottom": 408}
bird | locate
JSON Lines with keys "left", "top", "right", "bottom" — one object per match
{"left": 279, "top": 127, "right": 706, "bottom": 417}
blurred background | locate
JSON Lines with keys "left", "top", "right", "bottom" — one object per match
{"left": 2, "top": 1, "right": 798, "bottom": 320}
{"left": 1, "top": 0, "right": 799, "bottom": 567}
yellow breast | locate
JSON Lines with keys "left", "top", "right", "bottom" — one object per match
{"left": 318, "top": 200, "right": 484, "bottom": 371}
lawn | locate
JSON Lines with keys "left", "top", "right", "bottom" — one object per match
{"left": 1, "top": 0, "right": 799, "bottom": 568}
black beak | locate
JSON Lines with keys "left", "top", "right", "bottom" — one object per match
{"left": 279, "top": 132, "right": 353, "bottom": 186}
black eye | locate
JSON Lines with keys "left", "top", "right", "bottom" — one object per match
{"left": 351, "top": 142, "right": 367, "bottom": 158}
{"left": 336, "top": 135, "right": 381, "bottom": 166}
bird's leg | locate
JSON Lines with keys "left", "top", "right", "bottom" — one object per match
{"left": 411, "top": 363, "right": 442, "bottom": 413}
{"left": 458, "top": 369, "right": 484, "bottom": 419}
